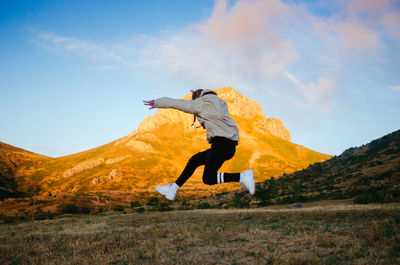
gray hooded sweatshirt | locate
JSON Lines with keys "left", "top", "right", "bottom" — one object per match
{"left": 154, "top": 89, "right": 239, "bottom": 144}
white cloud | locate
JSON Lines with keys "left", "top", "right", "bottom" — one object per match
{"left": 285, "top": 71, "right": 337, "bottom": 107}
{"left": 30, "top": 0, "right": 397, "bottom": 107}
{"left": 347, "top": 0, "right": 391, "bottom": 15}
{"left": 31, "top": 29, "right": 143, "bottom": 69}
{"left": 195, "top": 0, "right": 299, "bottom": 77}
{"left": 335, "top": 21, "right": 379, "bottom": 52}
{"left": 31, "top": 0, "right": 302, "bottom": 90}
{"left": 382, "top": 11, "right": 400, "bottom": 27}
{"left": 145, "top": 0, "right": 300, "bottom": 87}
{"left": 389, "top": 85, "right": 400, "bottom": 91}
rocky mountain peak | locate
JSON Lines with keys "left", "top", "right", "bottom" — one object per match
{"left": 213, "top": 87, "right": 265, "bottom": 119}
{"left": 130, "top": 87, "right": 290, "bottom": 141}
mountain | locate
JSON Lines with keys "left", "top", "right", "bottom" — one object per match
{"left": 0, "top": 142, "right": 49, "bottom": 199}
{"left": 243, "top": 129, "right": 400, "bottom": 205}
{"left": 1, "top": 87, "right": 330, "bottom": 201}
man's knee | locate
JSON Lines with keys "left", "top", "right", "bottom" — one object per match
{"left": 202, "top": 172, "right": 216, "bottom": 185}
{"left": 188, "top": 152, "right": 203, "bottom": 166}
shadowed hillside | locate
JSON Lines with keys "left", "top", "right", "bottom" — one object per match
{"left": 0, "top": 142, "right": 49, "bottom": 199}
{"left": 210, "top": 129, "right": 400, "bottom": 207}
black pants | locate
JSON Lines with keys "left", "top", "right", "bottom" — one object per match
{"left": 175, "top": 137, "right": 240, "bottom": 186}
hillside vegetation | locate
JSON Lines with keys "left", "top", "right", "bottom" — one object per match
{"left": 252, "top": 129, "right": 400, "bottom": 205}
{"left": 203, "top": 129, "right": 400, "bottom": 209}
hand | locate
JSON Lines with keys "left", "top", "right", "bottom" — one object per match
{"left": 143, "top": 100, "right": 156, "bottom": 109}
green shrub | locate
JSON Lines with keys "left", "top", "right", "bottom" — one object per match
{"left": 2, "top": 216, "right": 16, "bottom": 224}
{"left": 354, "top": 189, "right": 383, "bottom": 204}
{"left": 390, "top": 245, "right": 400, "bottom": 258}
{"left": 36, "top": 212, "right": 56, "bottom": 220}
{"left": 61, "top": 204, "right": 79, "bottom": 213}
{"left": 130, "top": 201, "right": 141, "bottom": 208}
{"left": 80, "top": 207, "right": 90, "bottom": 214}
{"left": 9, "top": 258, "right": 20, "bottom": 265}
{"left": 61, "top": 204, "right": 90, "bottom": 214}
{"left": 155, "top": 202, "right": 174, "bottom": 212}
{"left": 136, "top": 207, "right": 145, "bottom": 213}
{"left": 232, "top": 192, "right": 250, "bottom": 208}
{"left": 114, "top": 205, "right": 125, "bottom": 212}
{"left": 198, "top": 202, "right": 212, "bottom": 209}
{"left": 255, "top": 185, "right": 271, "bottom": 205}
{"left": 147, "top": 196, "right": 160, "bottom": 206}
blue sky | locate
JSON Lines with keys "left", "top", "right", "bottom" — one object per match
{"left": 1, "top": 0, "right": 399, "bottom": 157}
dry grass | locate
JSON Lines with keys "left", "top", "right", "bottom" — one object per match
{"left": 1, "top": 204, "right": 399, "bottom": 265}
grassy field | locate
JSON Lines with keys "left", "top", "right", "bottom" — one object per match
{"left": 1, "top": 203, "right": 399, "bottom": 265}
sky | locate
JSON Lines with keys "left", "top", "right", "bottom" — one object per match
{"left": 0, "top": 0, "right": 399, "bottom": 158}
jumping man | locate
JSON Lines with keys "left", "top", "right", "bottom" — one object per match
{"left": 143, "top": 89, "right": 255, "bottom": 200}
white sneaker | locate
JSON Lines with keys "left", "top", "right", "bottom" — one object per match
{"left": 156, "top": 183, "right": 178, "bottom": 201}
{"left": 240, "top": 169, "right": 255, "bottom": 195}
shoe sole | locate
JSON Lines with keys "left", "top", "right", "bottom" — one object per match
{"left": 156, "top": 186, "right": 175, "bottom": 201}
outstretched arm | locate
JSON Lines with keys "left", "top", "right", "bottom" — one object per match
{"left": 143, "top": 97, "right": 204, "bottom": 114}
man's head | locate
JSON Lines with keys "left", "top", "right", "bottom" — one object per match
{"left": 192, "top": 89, "right": 203, "bottom": 100}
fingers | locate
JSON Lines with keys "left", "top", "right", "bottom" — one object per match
{"left": 143, "top": 100, "right": 156, "bottom": 109}
{"left": 143, "top": 100, "right": 153, "bottom": 105}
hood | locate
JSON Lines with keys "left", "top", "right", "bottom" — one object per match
{"left": 200, "top": 89, "right": 217, "bottom": 97}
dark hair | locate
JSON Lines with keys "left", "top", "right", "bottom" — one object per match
{"left": 192, "top": 89, "right": 203, "bottom": 100}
